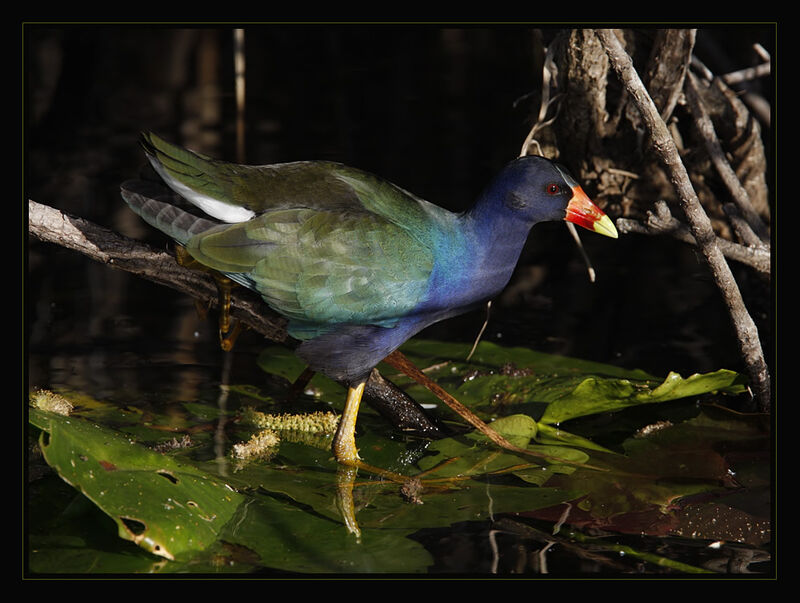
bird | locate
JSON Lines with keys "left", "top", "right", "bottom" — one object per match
{"left": 121, "top": 132, "right": 617, "bottom": 466}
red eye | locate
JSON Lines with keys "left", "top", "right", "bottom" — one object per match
{"left": 546, "top": 183, "right": 561, "bottom": 195}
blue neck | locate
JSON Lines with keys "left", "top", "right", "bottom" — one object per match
{"left": 465, "top": 193, "right": 536, "bottom": 271}
{"left": 416, "top": 192, "right": 536, "bottom": 316}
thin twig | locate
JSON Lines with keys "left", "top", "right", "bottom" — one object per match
{"left": 519, "top": 43, "right": 598, "bottom": 282}
{"left": 566, "top": 222, "right": 596, "bottom": 283}
{"left": 595, "top": 29, "right": 771, "bottom": 412}
{"left": 466, "top": 300, "right": 491, "bottom": 362}
{"left": 615, "top": 201, "right": 770, "bottom": 276}
{"left": 723, "top": 203, "right": 765, "bottom": 250}
{"left": 519, "top": 44, "right": 562, "bottom": 158}
{"left": 690, "top": 54, "right": 771, "bottom": 127}
{"left": 383, "top": 350, "right": 610, "bottom": 472}
{"left": 721, "top": 62, "right": 770, "bottom": 85}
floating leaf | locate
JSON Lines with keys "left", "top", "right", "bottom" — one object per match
{"left": 30, "top": 408, "right": 245, "bottom": 561}
{"left": 540, "top": 369, "right": 747, "bottom": 424}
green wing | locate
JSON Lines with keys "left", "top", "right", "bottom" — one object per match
{"left": 142, "top": 132, "right": 431, "bottom": 219}
{"left": 142, "top": 132, "right": 449, "bottom": 338}
{"left": 185, "top": 207, "right": 435, "bottom": 339}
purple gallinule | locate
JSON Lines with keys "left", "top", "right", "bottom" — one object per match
{"left": 122, "top": 132, "right": 617, "bottom": 465}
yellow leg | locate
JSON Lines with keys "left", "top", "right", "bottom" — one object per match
{"left": 331, "top": 381, "right": 366, "bottom": 536}
{"left": 330, "top": 383, "right": 435, "bottom": 536}
{"left": 332, "top": 381, "right": 366, "bottom": 465}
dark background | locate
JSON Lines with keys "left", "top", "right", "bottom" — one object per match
{"left": 24, "top": 25, "right": 774, "bottom": 400}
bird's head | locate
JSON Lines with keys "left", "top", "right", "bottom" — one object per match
{"left": 492, "top": 155, "right": 618, "bottom": 239}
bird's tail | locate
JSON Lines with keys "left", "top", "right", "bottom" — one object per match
{"left": 137, "top": 131, "right": 255, "bottom": 223}
{"left": 139, "top": 131, "right": 215, "bottom": 183}
{"left": 121, "top": 179, "right": 218, "bottom": 246}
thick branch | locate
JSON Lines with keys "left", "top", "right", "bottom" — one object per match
{"left": 28, "top": 199, "right": 289, "bottom": 343}
{"left": 595, "top": 29, "right": 771, "bottom": 412}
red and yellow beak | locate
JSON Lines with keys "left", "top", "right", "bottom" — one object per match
{"left": 565, "top": 185, "right": 618, "bottom": 238}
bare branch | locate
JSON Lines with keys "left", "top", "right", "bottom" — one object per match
{"left": 721, "top": 61, "right": 770, "bottom": 85}
{"left": 723, "top": 203, "right": 765, "bottom": 250}
{"left": 595, "top": 28, "right": 771, "bottom": 412}
{"left": 28, "top": 199, "right": 289, "bottom": 343}
{"left": 615, "top": 201, "right": 770, "bottom": 276}
{"left": 690, "top": 54, "right": 771, "bottom": 127}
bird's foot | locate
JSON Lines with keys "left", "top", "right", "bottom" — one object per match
{"left": 219, "top": 320, "right": 244, "bottom": 352}
{"left": 174, "top": 244, "right": 247, "bottom": 352}
{"left": 331, "top": 435, "right": 361, "bottom": 466}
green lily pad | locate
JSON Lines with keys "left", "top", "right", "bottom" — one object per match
{"left": 30, "top": 408, "right": 245, "bottom": 561}
{"left": 27, "top": 338, "right": 759, "bottom": 574}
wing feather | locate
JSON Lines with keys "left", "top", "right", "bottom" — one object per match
{"left": 185, "top": 207, "right": 434, "bottom": 339}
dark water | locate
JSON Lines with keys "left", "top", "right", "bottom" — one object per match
{"left": 25, "top": 26, "right": 773, "bottom": 576}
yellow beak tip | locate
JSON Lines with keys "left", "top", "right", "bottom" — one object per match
{"left": 594, "top": 214, "right": 619, "bottom": 239}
